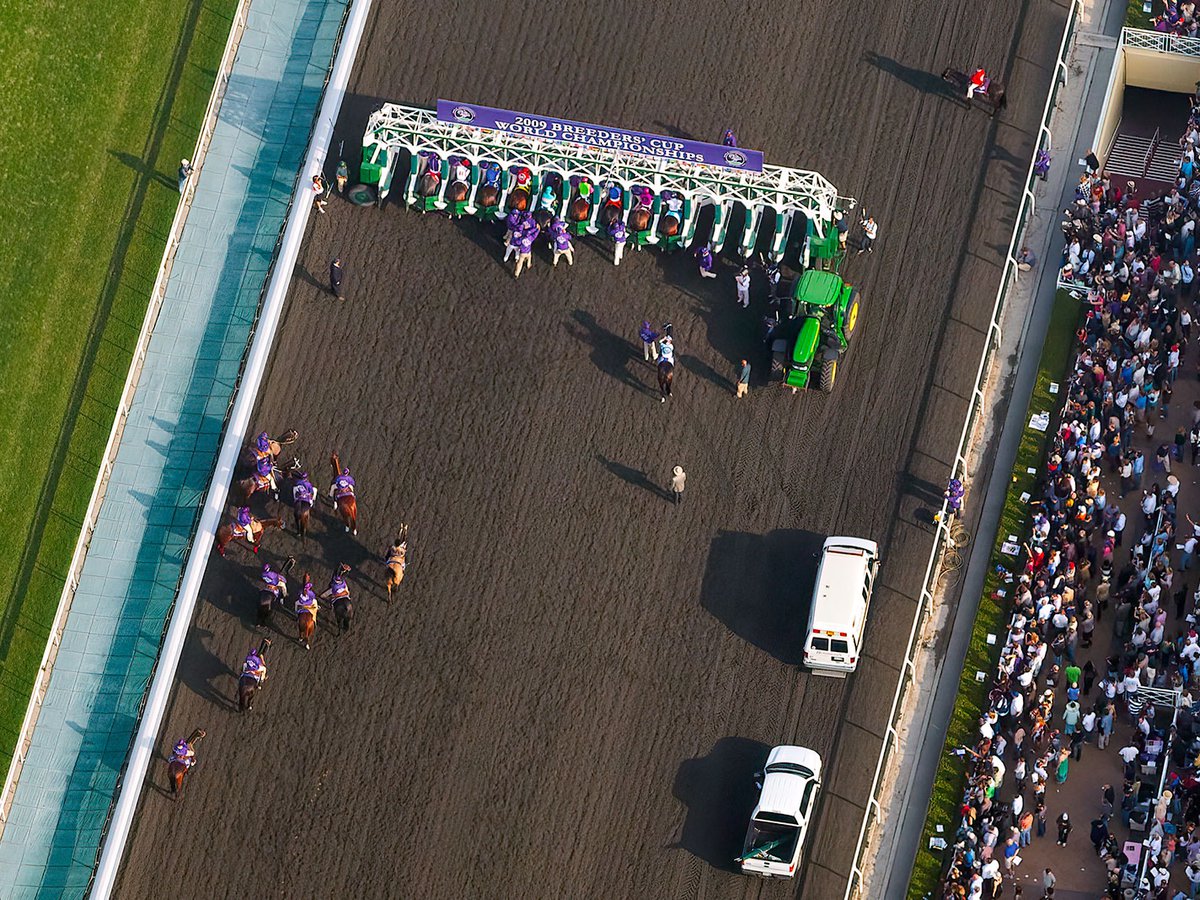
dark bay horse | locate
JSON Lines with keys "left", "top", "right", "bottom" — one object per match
{"left": 329, "top": 452, "right": 358, "bottom": 535}
{"left": 215, "top": 515, "right": 283, "bottom": 557}
{"left": 657, "top": 360, "right": 674, "bottom": 402}
{"left": 477, "top": 184, "right": 500, "bottom": 211}
{"left": 238, "top": 638, "right": 271, "bottom": 713}
{"left": 333, "top": 597, "right": 353, "bottom": 633}
{"left": 168, "top": 728, "right": 205, "bottom": 799}
{"left": 257, "top": 556, "right": 294, "bottom": 629}
{"left": 417, "top": 172, "right": 441, "bottom": 197}
{"left": 232, "top": 455, "right": 300, "bottom": 505}
{"left": 297, "top": 573, "right": 316, "bottom": 650}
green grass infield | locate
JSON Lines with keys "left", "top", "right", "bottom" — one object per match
{"left": 0, "top": 0, "right": 237, "bottom": 774}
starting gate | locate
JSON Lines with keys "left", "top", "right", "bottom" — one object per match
{"left": 359, "top": 103, "right": 856, "bottom": 265}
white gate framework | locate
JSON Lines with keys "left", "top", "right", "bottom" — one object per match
{"left": 361, "top": 103, "right": 856, "bottom": 262}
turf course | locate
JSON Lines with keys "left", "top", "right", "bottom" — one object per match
{"left": 0, "top": 0, "right": 236, "bottom": 774}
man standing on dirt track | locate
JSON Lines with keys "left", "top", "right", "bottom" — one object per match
{"left": 639, "top": 320, "right": 659, "bottom": 362}
{"left": 670, "top": 466, "right": 686, "bottom": 504}
{"left": 330, "top": 257, "right": 344, "bottom": 300}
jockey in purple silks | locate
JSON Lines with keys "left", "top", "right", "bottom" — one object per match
{"left": 260, "top": 562, "right": 287, "bottom": 599}
{"left": 171, "top": 738, "right": 196, "bottom": 768}
{"left": 254, "top": 431, "right": 272, "bottom": 459}
{"left": 242, "top": 647, "right": 267, "bottom": 684}
{"left": 254, "top": 453, "right": 276, "bottom": 493}
{"left": 330, "top": 468, "right": 355, "bottom": 500}
{"left": 609, "top": 218, "right": 628, "bottom": 266}
{"left": 292, "top": 470, "right": 315, "bottom": 508}
{"left": 325, "top": 565, "right": 351, "bottom": 602}
{"left": 295, "top": 576, "right": 318, "bottom": 618}
{"left": 721, "top": 129, "right": 738, "bottom": 147}
{"left": 695, "top": 245, "right": 717, "bottom": 278}
{"left": 235, "top": 506, "right": 253, "bottom": 534}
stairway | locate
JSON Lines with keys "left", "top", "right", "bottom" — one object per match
{"left": 1104, "top": 132, "right": 1180, "bottom": 183}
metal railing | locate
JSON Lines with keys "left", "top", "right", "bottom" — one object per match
{"left": 840, "top": 1, "right": 1081, "bottom": 896}
{"left": 0, "top": 0, "right": 252, "bottom": 839}
{"left": 1122, "top": 26, "right": 1200, "bottom": 56}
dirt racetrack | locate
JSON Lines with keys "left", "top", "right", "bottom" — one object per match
{"left": 115, "top": 1, "right": 1068, "bottom": 897}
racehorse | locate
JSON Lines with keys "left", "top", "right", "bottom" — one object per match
{"left": 658, "top": 215, "right": 680, "bottom": 237}
{"left": 215, "top": 514, "right": 283, "bottom": 557}
{"left": 168, "top": 728, "right": 205, "bottom": 799}
{"left": 329, "top": 453, "right": 358, "bottom": 535}
{"left": 384, "top": 525, "right": 410, "bottom": 602}
{"left": 333, "top": 596, "right": 353, "bottom": 633}
{"left": 236, "top": 429, "right": 298, "bottom": 471}
{"left": 257, "top": 556, "right": 294, "bottom": 629}
{"left": 288, "top": 465, "right": 315, "bottom": 544}
{"left": 232, "top": 455, "right": 300, "bottom": 505}
{"left": 599, "top": 202, "right": 622, "bottom": 228}
{"left": 238, "top": 639, "right": 271, "bottom": 713}
{"left": 297, "top": 573, "right": 316, "bottom": 649}
{"left": 941, "top": 68, "right": 1007, "bottom": 117}
{"left": 630, "top": 207, "right": 651, "bottom": 233}
{"left": 448, "top": 180, "right": 469, "bottom": 204}
{"left": 568, "top": 195, "right": 590, "bottom": 222}
{"left": 508, "top": 188, "right": 530, "bottom": 211}
{"left": 477, "top": 184, "right": 500, "bottom": 210}
{"left": 657, "top": 359, "right": 674, "bottom": 402}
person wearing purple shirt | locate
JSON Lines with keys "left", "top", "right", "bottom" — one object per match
{"left": 695, "top": 244, "right": 717, "bottom": 278}
{"left": 609, "top": 219, "right": 628, "bottom": 266}
{"left": 292, "top": 471, "right": 315, "bottom": 508}
{"left": 551, "top": 218, "right": 574, "bottom": 267}
{"left": 515, "top": 225, "right": 537, "bottom": 278}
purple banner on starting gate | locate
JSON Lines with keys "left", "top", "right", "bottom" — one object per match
{"left": 436, "top": 99, "right": 764, "bottom": 172}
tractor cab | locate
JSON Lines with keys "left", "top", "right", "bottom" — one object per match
{"left": 768, "top": 270, "right": 860, "bottom": 393}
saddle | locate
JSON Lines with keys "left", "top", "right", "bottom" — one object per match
{"left": 387, "top": 550, "right": 407, "bottom": 570}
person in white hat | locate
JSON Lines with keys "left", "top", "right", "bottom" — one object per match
{"left": 670, "top": 466, "right": 686, "bottom": 504}
{"left": 177, "top": 158, "right": 194, "bottom": 193}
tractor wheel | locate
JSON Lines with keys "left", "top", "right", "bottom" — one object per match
{"left": 820, "top": 358, "right": 837, "bottom": 393}
{"left": 844, "top": 295, "right": 861, "bottom": 340}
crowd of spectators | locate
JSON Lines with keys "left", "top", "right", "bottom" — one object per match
{"left": 938, "top": 100, "right": 1200, "bottom": 899}
{"left": 1147, "top": 0, "right": 1200, "bottom": 37}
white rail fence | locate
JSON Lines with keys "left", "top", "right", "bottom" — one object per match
{"left": 1122, "top": 26, "right": 1200, "bottom": 56}
{"left": 0, "top": 0, "right": 252, "bottom": 839}
{"left": 841, "top": 2, "right": 1080, "bottom": 897}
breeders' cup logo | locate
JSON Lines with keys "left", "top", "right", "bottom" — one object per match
{"left": 451, "top": 106, "right": 476, "bottom": 124}
{"left": 722, "top": 149, "right": 748, "bottom": 167}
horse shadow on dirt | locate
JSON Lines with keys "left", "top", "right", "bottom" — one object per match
{"left": 862, "top": 50, "right": 951, "bottom": 97}
{"left": 567, "top": 310, "right": 655, "bottom": 396}
{"left": 700, "top": 529, "right": 825, "bottom": 665}
{"left": 595, "top": 454, "right": 672, "bottom": 501}
{"left": 671, "top": 736, "right": 770, "bottom": 869}
{"left": 176, "top": 625, "right": 237, "bottom": 712}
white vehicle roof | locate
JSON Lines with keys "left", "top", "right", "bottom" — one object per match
{"left": 811, "top": 540, "right": 876, "bottom": 623}
{"left": 822, "top": 535, "right": 878, "bottom": 555}
{"left": 757, "top": 746, "right": 822, "bottom": 818}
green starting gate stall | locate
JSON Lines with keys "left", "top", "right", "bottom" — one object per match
{"left": 359, "top": 102, "right": 855, "bottom": 265}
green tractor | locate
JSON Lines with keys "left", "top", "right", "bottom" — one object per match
{"left": 768, "top": 270, "right": 860, "bottom": 393}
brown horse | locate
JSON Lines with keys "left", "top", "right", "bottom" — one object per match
{"left": 417, "top": 172, "right": 441, "bottom": 197}
{"left": 232, "top": 455, "right": 300, "bottom": 505}
{"left": 384, "top": 525, "right": 410, "bottom": 602}
{"left": 659, "top": 215, "right": 681, "bottom": 237}
{"left": 509, "top": 188, "right": 530, "bottom": 211}
{"left": 599, "top": 203, "right": 622, "bottom": 228}
{"left": 297, "top": 574, "right": 316, "bottom": 650}
{"left": 477, "top": 184, "right": 500, "bottom": 210}
{"left": 630, "top": 207, "right": 651, "bottom": 233}
{"left": 449, "top": 181, "right": 469, "bottom": 203}
{"left": 168, "top": 728, "right": 205, "bottom": 799}
{"left": 238, "top": 639, "right": 271, "bottom": 713}
{"left": 215, "top": 515, "right": 283, "bottom": 557}
{"left": 236, "top": 429, "right": 298, "bottom": 470}
{"left": 568, "top": 196, "right": 590, "bottom": 222}
{"left": 329, "top": 453, "right": 358, "bottom": 535}
{"left": 657, "top": 360, "right": 674, "bottom": 402}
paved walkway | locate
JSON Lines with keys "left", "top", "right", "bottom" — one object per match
{"left": 0, "top": 0, "right": 347, "bottom": 894}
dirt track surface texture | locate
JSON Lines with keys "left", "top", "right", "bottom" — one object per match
{"left": 115, "top": 1, "right": 1067, "bottom": 897}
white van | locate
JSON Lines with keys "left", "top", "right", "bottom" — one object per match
{"left": 801, "top": 536, "right": 879, "bottom": 677}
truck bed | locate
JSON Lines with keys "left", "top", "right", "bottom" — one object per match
{"left": 740, "top": 820, "right": 801, "bottom": 876}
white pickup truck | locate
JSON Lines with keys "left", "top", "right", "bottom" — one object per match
{"left": 737, "top": 745, "right": 823, "bottom": 878}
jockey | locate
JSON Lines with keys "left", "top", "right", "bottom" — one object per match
{"left": 450, "top": 157, "right": 470, "bottom": 184}
{"left": 253, "top": 431, "right": 272, "bottom": 461}
{"left": 967, "top": 67, "right": 989, "bottom": 100}
{"left": 331, "top": 468, "right": 356, "bottom": 500}
{"left": 721, "top": 128, "right": 738, "bottom": 147}
{"left": 540, "top": 181, "right": 557, "bottom": 211}
{"left": 632, "top": 185, "right": 652, "bottom": 209}
{"left": 254, "top": 453, "right": 276, "bottom": 493}
{"left": 422, "top": 152, "right": 441, "bottom": 179}
{"left": 261, "top": 563, "right": 287, "bottom": 599}
{"left": 234, "top": 506, "right": 256, "bottom": 542}
{"left": 605, "top": 184, "right": 622, "bottom": 207}
{"left": 170, "top": 738, "right": 196, "bottom": 768}
{"left": 326, "top": 565, "right": 351, "bottom": 601}
{"left": 514, "top": 167, "right": 531, "bottom": 187}
{"left": 242, "top": 647, "right": 267, "bottom": 684}
{"left": 663, "top": 192, "right": 683, "bottom": 221}
{"left": 657, "top": 335, "right": 676, "bottom": 366}
{"left": 295, "top": 576, "right": 319, "bottom": 618}
{"left": 292, "top": 470, "right": 315, "bottom": 508}
{"left": 481, "top": 161, "right": 501, "bottom": 188}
